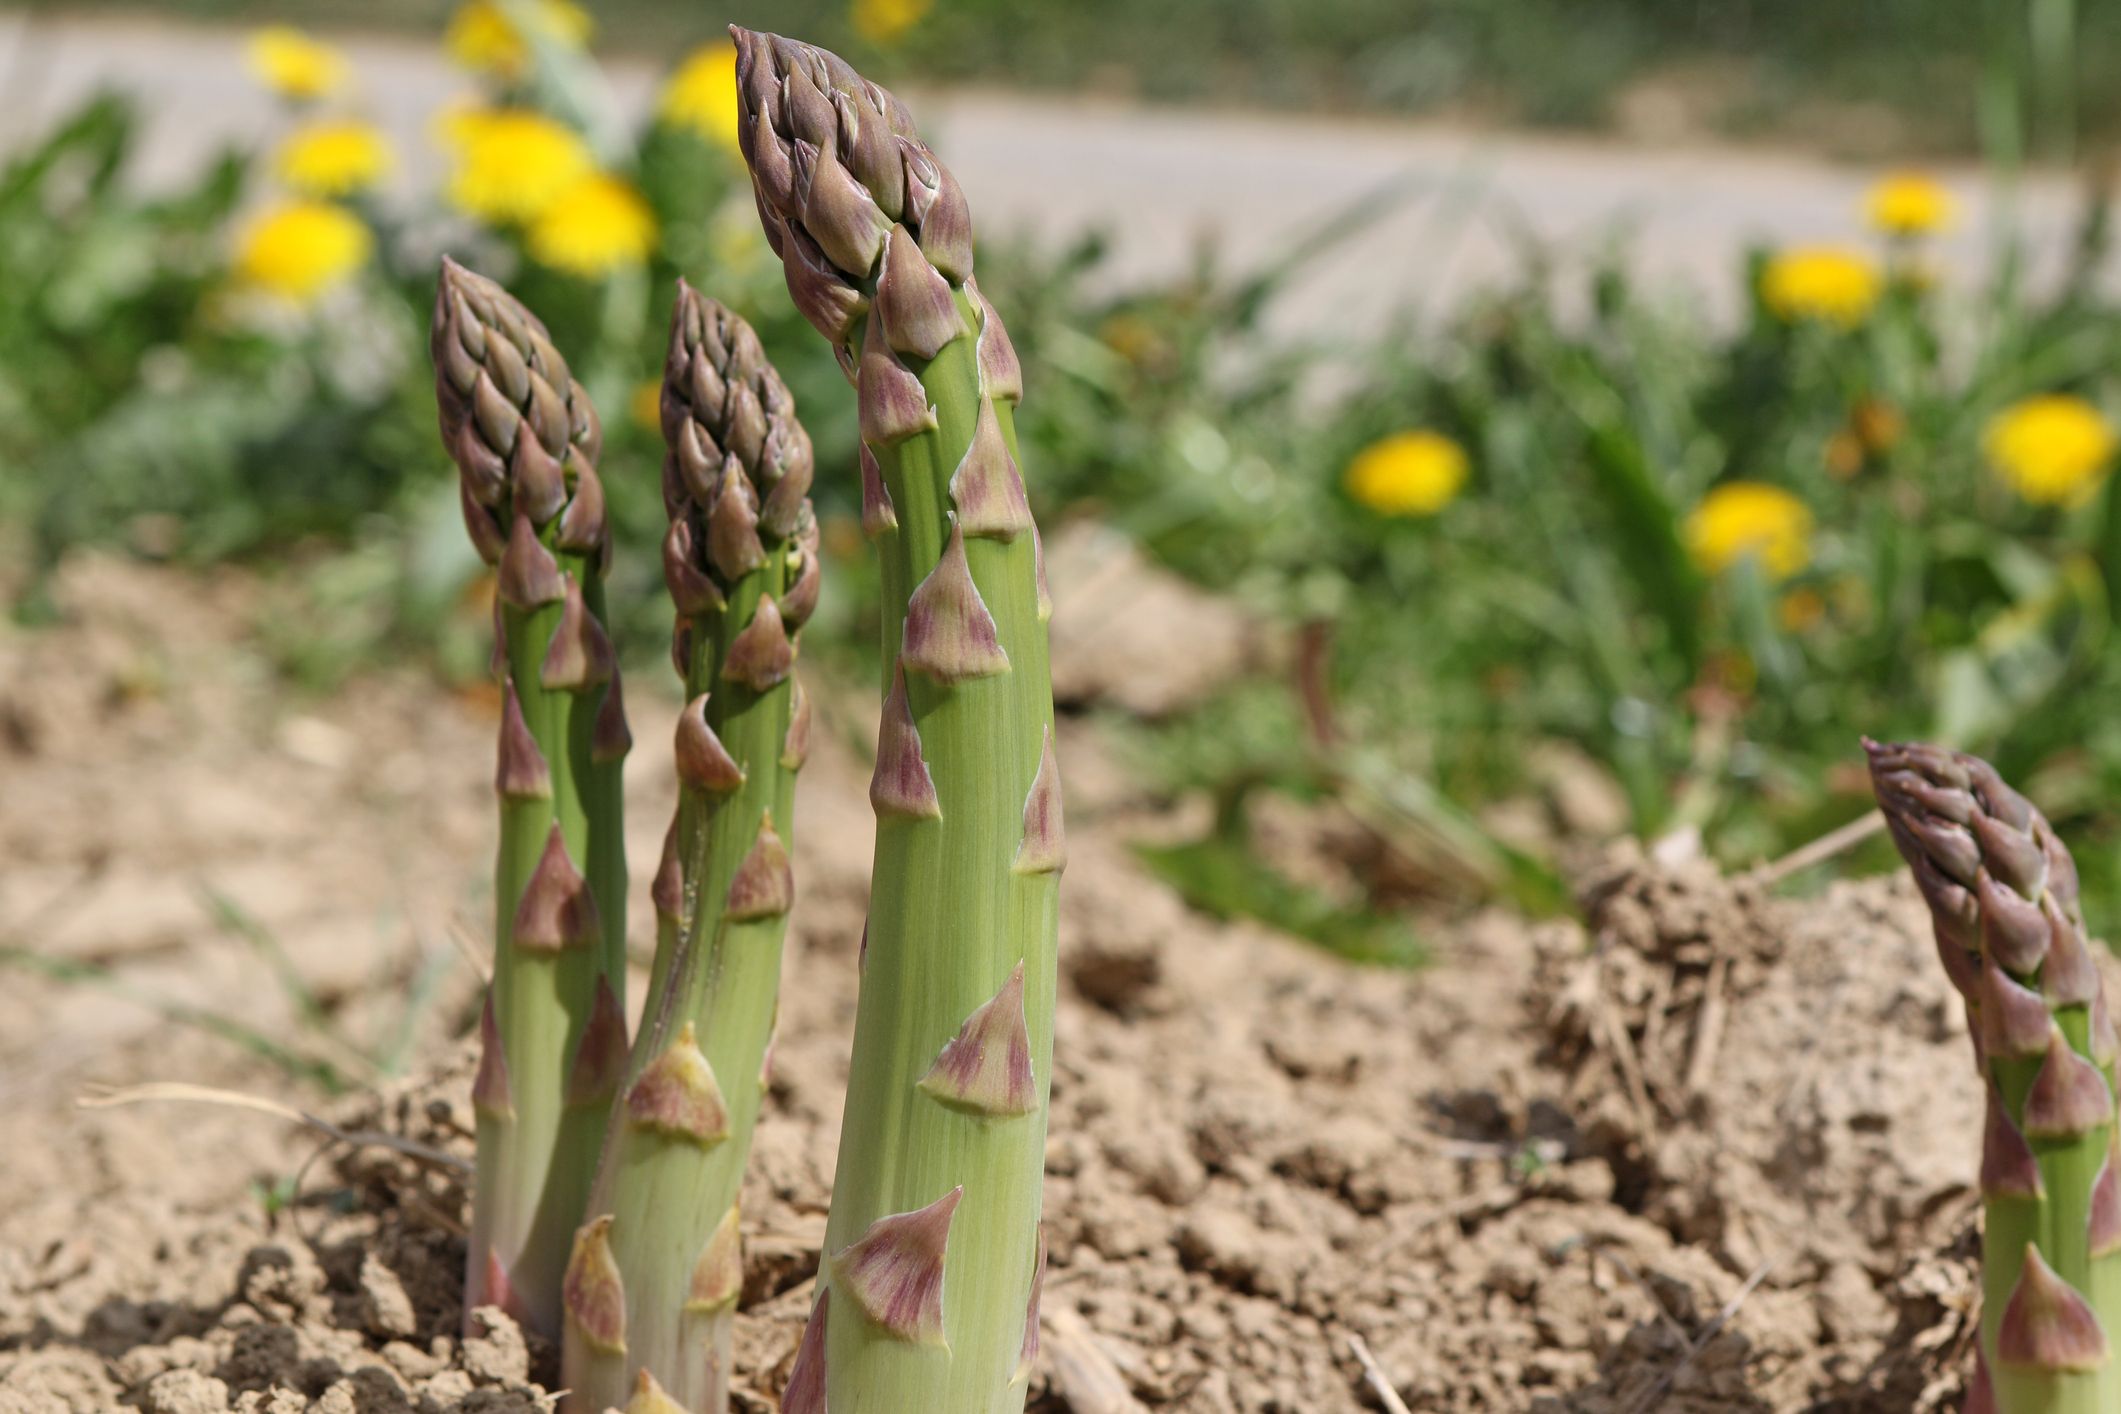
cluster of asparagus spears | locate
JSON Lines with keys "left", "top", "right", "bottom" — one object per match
{"left": 1869, "top": 741, "right": 2121, "bottom": 1414}
{"left": 431, "top": 29, "right": 1060, "bottom": 1414}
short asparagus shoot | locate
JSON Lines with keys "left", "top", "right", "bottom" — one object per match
{"left": 558, "top": 287, "right": 819, "bottom": 1412}
{"left": 733, "top": 29, "right": 1062, "bottom": 1412}
{"left": 1868, "top": 740, "right": 2121, "bottom": 1414}
{"left": 432, "top": 258, "right": 631, "bottom": 1341}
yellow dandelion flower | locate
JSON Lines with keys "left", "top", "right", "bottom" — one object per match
{"left": 273, "top": 120, "right": 394, "bottom": 198}
{"left": 528, "top": 173, "right": 658, "bottom": 277}
{"left": 233, "top": 201, "right": 372, "bottom": 305}
{"left": 1984, "top": 394, "right": 2116, "bottom": 506}
{"left": 1343, "top": 430, "right": 1469, "bottom": 518}
{"left": 247, "top": 26, "right": 348, "bottom": 102}
{"left": 1684, "top": 483, "right": 1813, "bottom": 581}
{"left": 853, "top": 0, "right": 933, "bottom": 46}
{"left": 445, "top": 0, "right": 593, "bottom": 79}
{"left": 1760, "top": 246, "right": 1881, "bottom": 327}
{"left": 1866, "top": 172, "right": 1955, "bottom": 238}
{"left": 440, "top": 108, "right": 592, "bottom": 224}
{"left": 660, "top": 43, "right": 743, "bottom": 152}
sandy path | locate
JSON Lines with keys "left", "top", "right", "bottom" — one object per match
{"left": 0, "top": 11, "right": 2099, "bottom": 335}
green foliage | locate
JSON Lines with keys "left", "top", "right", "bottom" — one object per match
{"left": 13, "top": 9, "right": 2121, "bottom": 961}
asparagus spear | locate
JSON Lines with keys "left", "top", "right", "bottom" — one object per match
{"left": 1867, "top": 740, "right": 2121, "bottom": 1414}
{"left": 732, "top": 29, "right": 1060, "bottom": 1412}
{"left": 558, "top": 285, "right": 818, "bottom": 1413}
{"left": 433, "top": 257, "right": 631, "bottom": 1341}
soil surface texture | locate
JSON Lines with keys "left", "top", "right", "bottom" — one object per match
{"left": 0, "top": 558, "right": 1994, "bottom": 1411}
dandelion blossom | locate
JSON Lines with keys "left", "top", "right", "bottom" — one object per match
{"left": 273, "top": 120, "right": 393, "bottom": 198}
{"left": 233, "top": 201, "right": 371, "bottom": 305}
{"left": 1343, "top": 431, "right": 1469, "bottom": 517}
{"left": 1760, "top": 246, "right": 1881, "bottom": 327}
{"left": 853, "top": 0, "right": 934, "bottom": 46}
{"left": 659, "top": 43, "right": 743, "bottom": 152}
{"left": 1866, "top": 172, "right": 1955, "bottom": 238}
{"left": 247, "top": 27, "right": 348, "bottom": 102}
{"left": 529, "top": 174, "right": 658, "bottom": 277}
{"left": 440, "top": 108, "right": 591, "bottom": 224}
{"left": 1685, "top": 483, "right": 1813, "bottom": 580}
{"left": 1984, "top": 395, "right": 2116, "bottom": 506}
{"left": 445, "top": 0, "right": 593, "bottom": 79}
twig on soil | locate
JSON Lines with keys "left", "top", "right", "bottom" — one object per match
{"left": 1754, "top": 810, "right": 1884, "bottom": 886}
{"left": 1345, "top": 1333, "right": 1413, "bottom": 1414}
{"left": 1595, "top": 991, "right": 1658, "bottom": 1133}
{"left": 1624, "top": 1256, "right": 1777, "bottom": 1414}
{"left": 78, "top": 1081, "right": 471, "bottom": 1175}
{"left": 1685, "top": 953, "right": 1730, "bottom": 1095}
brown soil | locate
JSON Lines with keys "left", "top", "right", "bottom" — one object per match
{"left": 0, "top": 557, "right": 1989, "bottom": 1412}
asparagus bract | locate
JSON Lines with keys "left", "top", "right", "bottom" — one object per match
{"left": 433, "top": 258, "right": 630, "bottom": 1341}
{"left": 1868, "top": 741, "right": 2121, "bottom": 1414}
{"left": 558, "top": 286, "right": 817, "bottom": 1413}
{"left": 733, "top": 29, "right": 1060, "bottom": 1412}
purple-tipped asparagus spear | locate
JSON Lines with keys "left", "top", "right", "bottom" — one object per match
{"left": 732, "top": 28, "right": 1057, "bottom": 1414}
{"left": 557, "top": 285, "right": 816, "bottom": 1414}
{"left": 433, "top": 258, "right": 630, "bottom": 1342}
{"left": 1867, "top": 740, "right": 2119, "bottom": 1414}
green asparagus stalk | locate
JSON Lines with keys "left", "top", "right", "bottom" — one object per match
{"left": 1867, "top": 740, "right": 2121, "bottom": 1414}
{"left": 732, "top": 29, "right": 1061, "bottom": 1412}
{"left": 558, "top": 284, "right": 819, "bottom": 1414}
{"left": 432, "top": 257, "right": 631, "bottom": 1341}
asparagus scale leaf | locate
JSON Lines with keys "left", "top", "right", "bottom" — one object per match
{"left": 433, "top": 258, "right": 630, "bottom": 1341}
{"left": 1868, "top": 740, "right": 2121, "bottom": 1414}
{"left": 734, "top": 29, "right": 1060, "bottom": 1412}
{"left": 558, "top": 287, "right": 818, "bottom": 1413}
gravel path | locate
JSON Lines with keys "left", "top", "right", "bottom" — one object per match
{"left": 0, "top": 11, "right": 2099, "bottom": 332}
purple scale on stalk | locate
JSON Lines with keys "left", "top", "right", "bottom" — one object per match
{"left": 1013, "top": 727, "right": 1067, "bottom": 876}
{"left": 831, "top": 1187, "right": 962, "bottom": 1347}
{"left": 723, "top": 595, "right": 795, "bottom": 693}
{"left": 539, "top": 575, "right": 616, "bottom": 692}
{"left": 2023, "top": 1026, "right": 2113, "bottom": 1140}
{"left": 1979, "top": 963, "right": 2055, "bottom": 1061}
{"left": 624, "top": 1021, "right": 730, "bottom": 1146}
{"left": 1980, "top": 1083, "right": 2044, "bottom": 1200}
{"left": 918, "top": 962, "right": 1037, "bottom": 1117}
{"left": 950, "top": 399, "right": 1034, "bottom": 541}
{"left": 780, "top": 1291, "right": 830, "bottom": 1414}
{"left": 685, "top": 1205, "right": 743, "bottom": 1314}
{"left": 902, "top": 521, "right": 1010, "bottom": 682}
{"left": 859, "top": 442, "right": 898, "bottom": 536}
{"left": 494, "top": 681, "right": 551, "bottom": 801}
{"left": 471, "top": 990, "right": 513, "bottom": 1121}
{"left": 497, "top": 513, "right": 564, "bottom": 610}
{"left": 1997, "top": 1243, "right": 2110, "bottom": 1372}
{"left": 675, "top": 693, "right": 747, "bottom": 794}
{"left": 782, "top": 675, "right": 814, "bottom": 771}
{"left": 591, "top": 668, "right": 632, "bottom": 765}
{"left": 869, "top": 666, "right": 941, "bottom": 819}
{"left": 857, "top": 313, "right": 937, "bottom": 446}
{"left": 875, "top": 225, "right": 965, "bottom": 360}
{"left": 566, "top": 976, "right": 628, "bottom": 1107}
{"left": 726, "top": 813, "right": 795, "bottom": 922}
{"left": 561, "top": 1216, "right": 627, "bottom": 1356}
{"left": 512, "top": 824, "right": 601, "bottom": 952}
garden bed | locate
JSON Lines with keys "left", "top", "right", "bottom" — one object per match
{"left": 0, "top": 559, "right": 1995, "bottom": 1411}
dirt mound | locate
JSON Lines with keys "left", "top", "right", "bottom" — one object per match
{"left": 0, "top": 560, "right": 1987, "bottom": 1411}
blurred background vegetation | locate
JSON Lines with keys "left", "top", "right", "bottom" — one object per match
{"left": 8, "top": 0, "right": 2121, "bottom": 963}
